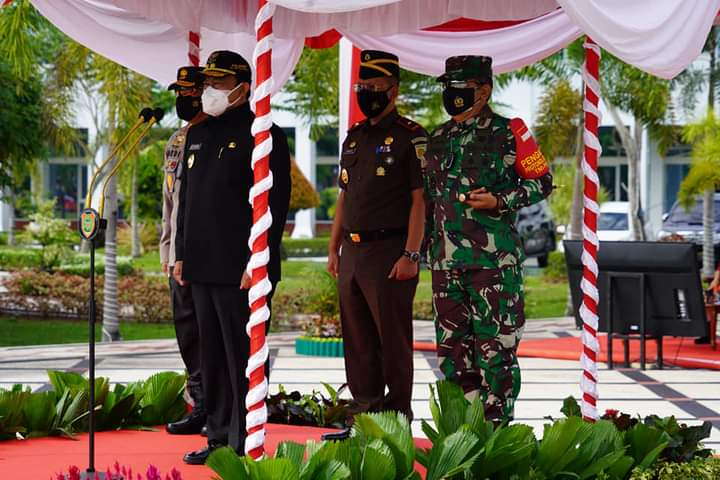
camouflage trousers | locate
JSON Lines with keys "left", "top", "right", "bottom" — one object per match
{"left": 431, "top": 265, "right": 525, "bottom": 422}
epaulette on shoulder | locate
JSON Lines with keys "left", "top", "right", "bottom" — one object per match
{"left": 348, "top": 119, "right": 367, "bottom": 132}
{"left": 396, "top": 116, "right": 423, "bottom": 132}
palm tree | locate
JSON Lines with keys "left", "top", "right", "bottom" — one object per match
{"left": 3, "top": 0, "right": 154, "bottom": 341}
{"left": 677, "top": 110, "right": 720, "bottom": 279}
{"left": 671, "top": 26, "right": 720, "bottom": 278}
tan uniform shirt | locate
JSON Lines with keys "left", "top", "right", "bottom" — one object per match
{"left": 338, "top": 109, "right": 427, "bottom": 232}
{"left": 159, "top": 127, "right": 189, "bottom": 266}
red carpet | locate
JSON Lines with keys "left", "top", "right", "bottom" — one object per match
{"left": 519, "top": 335, "right": 720, "bottom": 369}
{"left": 0, "top": 424, "right": 432, "bottom": 479}
{"left": 415, "top": 337, "right": 720, "bottom": 370}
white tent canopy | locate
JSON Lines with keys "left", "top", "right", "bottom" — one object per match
{"left": 29, "top": 0, "right": 720, "bottom": 87}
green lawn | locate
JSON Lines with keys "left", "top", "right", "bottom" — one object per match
{"left": 0, "top": 316, "right": 177, "bottom": 347}
{"left": 1, "top": 258, "right": 568, "bottom": 347}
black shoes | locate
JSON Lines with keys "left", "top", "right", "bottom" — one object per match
{"left": 321, "top": 427, "right": 352, "bottom": 442}
{"left": 183, "top": 440, "right": 224, "bottom": 465}
{"left": 166, "top": 410, "right": 207, "bottom": 435}
{"left": 695, "top": 336, "right": 710, "bottom": 345}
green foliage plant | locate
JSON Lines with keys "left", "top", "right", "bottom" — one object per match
{"left": 19, "top": 199, "right": 76, "bottom": 271}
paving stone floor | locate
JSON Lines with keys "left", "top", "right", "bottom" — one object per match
{"left": 1, "top": 318, "right": 718, "bottom": 450}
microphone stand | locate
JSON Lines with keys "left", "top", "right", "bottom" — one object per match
{"left": 76, "top": 107, "right": 162, "bottom": 480}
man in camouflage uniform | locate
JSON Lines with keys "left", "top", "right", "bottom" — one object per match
{"left": 424, "top": 56, "right": 553, "bottom": 423}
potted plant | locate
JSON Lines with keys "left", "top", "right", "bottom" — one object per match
{"left": 295, "top": 271, "right": 343, "bottom": 357}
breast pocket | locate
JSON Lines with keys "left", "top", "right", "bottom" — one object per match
{"left": 218, "top": 140, "right": 250, "bottom": 188}
{"left": 463, "top": 144, "right": 500, "bottom": 189}
{"left": 339, "top": 153, "right": 359, "bottom": 190}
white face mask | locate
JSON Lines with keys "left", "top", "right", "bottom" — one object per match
{"left": 202, "top": 83, "right": 243, "bottom": 117}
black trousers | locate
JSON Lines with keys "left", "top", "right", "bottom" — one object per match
{"left": 192, "top": 282, "right": 272, "bottom": 452}
{"left": 338, "top": 235, "right": 417, "bottom": 418}
{"left": 169, "top": 271, "right": 203, "bottom": 409}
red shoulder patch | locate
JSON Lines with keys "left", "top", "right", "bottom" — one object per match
{"left": 510, "top": 118, "right": 549, "bottom": 179}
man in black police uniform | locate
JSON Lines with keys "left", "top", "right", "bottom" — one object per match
{"left": 174, "top": 50, "right": 291, "bottom": 464}
{"left": 161, "top": 66, "right": 207, "bottom": 436}
{"left": 324, "top": 50, "right": 427, "bottom": 440}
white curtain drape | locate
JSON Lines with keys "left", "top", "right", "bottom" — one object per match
{"left": 29, "top": 0, "right": 720, "bottom": 86}
{"left": 342, "top": 9, "right": 580, "bottom": 76}
{"left": 110, "top": 0, "right": 559, "bottom": 36}
{"left": 557, "top": 0, "right": 720, "bottom": 78}
{"left": 30, "top": 0, "right": 303, "bottom": 90}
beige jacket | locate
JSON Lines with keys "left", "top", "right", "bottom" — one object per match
{"left": 159, "top": 126, "right": 189, "bottom": 266}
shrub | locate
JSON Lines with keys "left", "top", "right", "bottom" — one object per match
{"left": 289, "top": 159, "right": 320, "bottom": 210}
{"left": 268, "top": 383, "right": 352, "bottom": 429}
{"left": 301, "top": 270, "right": 341, "bottom": 337}
{"left": 117, "top": 222, "right": 161, "bottom": 256}
{"left": 282, "top": 236, "right": 329, "bottom": 258}
{"left": 59, "top": 256, "right": 136, "bottom": 277}
{"left": 0, "top": 247, "right": 42, "bottom": 270}
{"left": 1, "top": 270, "right": 170, "bottom": 323}
{"left": 542, "top": 250, "right": 568, "bottom": 282}
{"left": 18, "top": 200, "right": 76, "bottom": 272}
{"left": 119, "top": 275, "right": 171, "bottom": 323}
{"left": 629, "top": 457, "right": 720, "bottom": 479}
{"left": 2, "top": 370, "right": 187, "bottom": 443}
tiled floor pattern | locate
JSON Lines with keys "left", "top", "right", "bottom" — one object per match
{"left": 1, "top": 320, "right": 718, "bottom": 450}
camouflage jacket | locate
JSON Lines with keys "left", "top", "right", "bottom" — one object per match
{"left": 423, "top": 106, "right": 553, "bottom": 271}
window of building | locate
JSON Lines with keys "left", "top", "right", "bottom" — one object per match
{"left": 664, "top": 164, "right": 691, "bottom": 213}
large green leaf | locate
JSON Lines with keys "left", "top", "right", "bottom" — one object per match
{"left": 424, "top": 427, "right": 481, "bottom": 480}
{"left": 138, "top": 372, "right": 186, "bottom": 425}
{"left": 626, "top": 422, "right": 670, "bottom": 469}
{"left": 535, "top": 417, "right": 593, "bottom": 476}
{"left": 0, "top": 388, "right": 29, "bottom": 438}
{"left": 563, "top": 420, "right": 623, "bottom": 474}
{"left": 47, "top": 370, "right": 88, "bottom": 396}
{"left": 331, "top": 438, "right": 363, "bottom": 480}
{"left": 353, "top": 412, "right": 415, "bottom": 477}
{"left": 420, "top": 419, "right": 440, "bottom": 445}
{"left": 464, "top": 396, "right": 494, "bottom": 444}
{"left": 473, "top": 424, "right": 537, "bottom": 479}
{"left": 248, "top": 458, "right": 301, "bottom": 480}
{"left": 22, "top": 391, "right": 57, "bottom": 438}
{"left": 359, "top": 439, "right": 396, "bottom": 480}
{"left": 431, "top": 381, "right": 469, "bottom": 439}
{"left": 275, "top": 441, "right": 307, "bottom": 469}
{"left": 605, "top": 455, "right": 634, "bottom": 479}
{"left": 206, "top": 446, "right": 250, "bottom": 480}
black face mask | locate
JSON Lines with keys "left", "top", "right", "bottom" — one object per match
{"left": 442, "top": 86, "right": 476, "bottom": 116}
{"left": 356, "top": 89, "right": 391, "bottom": 118}
{"left": 175, "top": 95, "right": 202, "bottom": 121}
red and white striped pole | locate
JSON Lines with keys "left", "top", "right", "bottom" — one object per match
{"left": 580, "top": 37, "right": 602, "bottom": 422}
{"left": 188, "top": 31, "right": 201, "bottom": 67}
{"left": 245, "top": 0, "right": 275, "bottom": 460}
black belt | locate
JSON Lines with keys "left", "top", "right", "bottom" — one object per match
{"left": 344, "top": 228, "right": 407, "bottom": 243}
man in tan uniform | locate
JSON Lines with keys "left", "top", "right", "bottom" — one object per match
{"left": 324, "top": 50, "right": 426, "bottom": 441}
{"left": 160, "top": 66, "right": 207, "bottom": 435}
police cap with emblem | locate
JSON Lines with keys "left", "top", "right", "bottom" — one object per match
{"left": 437, "top": 55, "right": 493, "bottom": 85}
{"left": 359, "top": 50, "right": 400, "bottom": 80}
{"left": 202, "top": 50, "right": 252, "bottom": 83}
{"left": 167, "top": 66, "right": 204, "bottom": 91}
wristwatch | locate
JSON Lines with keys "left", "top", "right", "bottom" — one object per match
{"left": 403, "top": 250, "right": 421, "bottom": 263}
